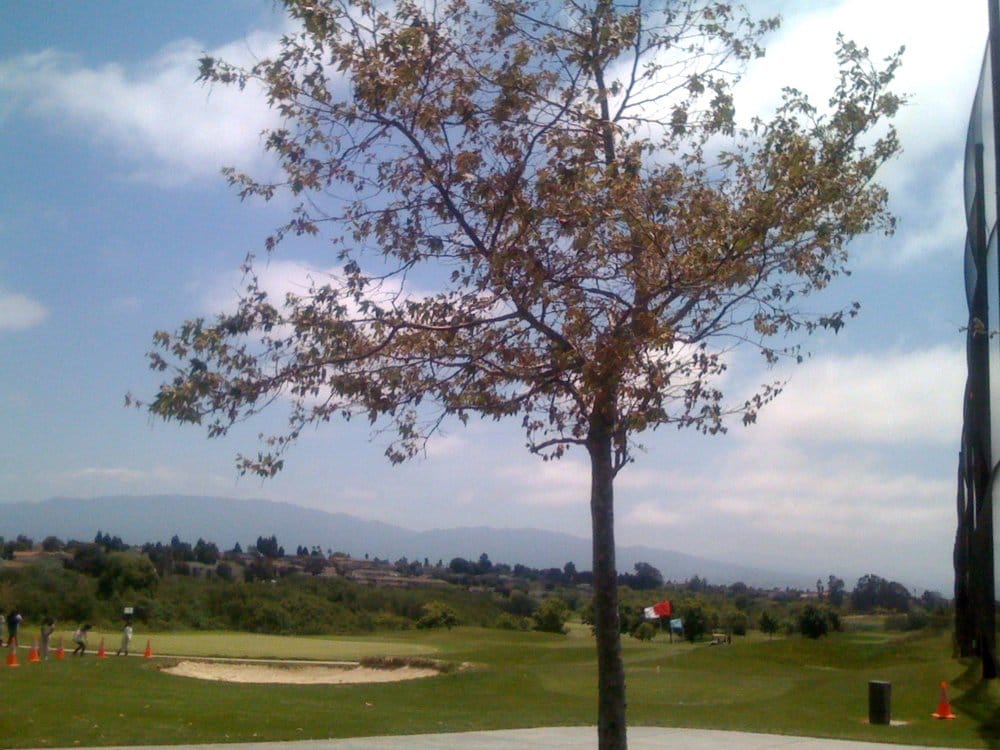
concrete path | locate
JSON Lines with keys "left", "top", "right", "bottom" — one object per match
{"left": 52, "top": 726, "right": 978, "bottom": 750}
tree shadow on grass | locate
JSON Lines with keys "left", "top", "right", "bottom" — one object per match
{"left": 952, "top": 659, "right": 1000, "bottom": 748}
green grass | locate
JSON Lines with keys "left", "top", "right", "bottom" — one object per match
{"left": 1, "top": 626, "right": 996, "bottom": 748}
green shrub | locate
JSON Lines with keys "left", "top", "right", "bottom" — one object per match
{"left": 246, "top": 601, "right": 293, "bottom": 633}
{"left": 494, "top": 612, "right": 531, "bottom": 630}
{"left": 682, "top": 604, "right": 708, "bottom": 642}
{"left": 798, "top": 604, "right": 828, "bottom": 639}
{"left": 759, "top": 610, "right": 780, "bottom": 638}
{"left": 632, "top": 621, "right": 657, "bottom": 641}
{"left": 417, "top": 601, "right": 459, "bottom": 630}
{"left": 372, "top": 612, "right": 414, "bottom": 630}
{"left": 726, "top": 611, "right": 749, "bottom": 636}
{"left": 906, "top": 608, "right": 930, "bottom": 631}
{"left": 97, "top": 553, "right": 158, "bottom": 599}
{"left": 532, "top": 597, "right": 569, "bottom": 634}
{"left": 884, "top": 613, "right": 908, "bottom": 631}
{"left": 502, "top": 590, "right": 537, "bottom": 616}
{"left": 826, "top": 608, "right": 841, "bottom": 632}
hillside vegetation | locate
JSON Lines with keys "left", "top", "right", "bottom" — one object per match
{"left": 0, "top": 533, "right": 948, "bottom": 642}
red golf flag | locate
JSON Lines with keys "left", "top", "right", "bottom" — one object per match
{"left": 652, "top": 600, "right": 672, "bottom": 617}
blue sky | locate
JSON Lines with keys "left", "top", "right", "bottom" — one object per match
{"left": 0, "top": 0, "right": 987, "bottom": 592}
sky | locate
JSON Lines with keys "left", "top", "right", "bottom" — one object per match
{"left": 0, "top": 0, "right": 989, "bottom": 593}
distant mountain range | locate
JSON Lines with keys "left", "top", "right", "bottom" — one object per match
{"left": 0, "top": 495, "right": 813, "bottom": 588}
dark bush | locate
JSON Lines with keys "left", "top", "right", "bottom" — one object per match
{"left": 798, "top": 604, "right": 829, "bottom": 639}
{"left": 632, "top": 621, "right": 657, "bottom": 641}
{"left": 682, "top": 604, "right": 708, "bottom": 642}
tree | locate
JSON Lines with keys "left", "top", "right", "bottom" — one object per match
{"left": 448, "top": 557, "right": 474, "bottom": 575}
{"left": 632, "top": 621, "right": 657, "bottom": 641}
{"left": 417, "top": 600, "right": 459, "bottom": 630}
{"left": 476, "top": 552, "right": 494, "bottom": 574}
{"left": 134, "top": 3, "right": 902, "bottom": 748}
{"left": 621, "top": 562, "right": 664, "bottom": 590}
{"left": 41, "top": 536, "right": 65, "bottom": 553}
{"left": 69, "top": 543, "right": 107, "bottom": 577}
{"left": 244, "top": 557, "right": 277, "bottom": 582}
{"left": 303, "top": 555, "right": 327, "bottom": 576}
{"left": 533, "top": 596, "right": 571, "bottom": 634}
{"left": 827, "top": 575, "right": 846, "bottom": 607}
{"left": 503, "top": 590, "right": 537, "bottom": 617}
{"left": 194, "top": 538, "right": 220, "bottom": 565}
{"left": 563, "top": 561, "right": 578, "bottom": 584}
{"left": 798, "top": 604, "right": 829, "bottom": 639}
{"left": 95, "top": 531, "right": 127, "bottom": 552}
{"left": 255, "top": 535, "right": 281, "bottom": 559}
{"left": 170, "top": 534, "right": 194, "bottom": 561}
{"left": 97, "top": 552, "right": 159, "bottom": 600}
{"left": 725, "top": 610, "right": 749, "bottom": 636}
{"left": 851, "top": 573, "right": 911, "bottom": 613}
{"left": 682, "top": 603, "right": 708, "bottom": 642}
{"left": 759, "top": 610, "right": 779, "bottom": 639}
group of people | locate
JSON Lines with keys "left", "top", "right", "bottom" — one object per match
{"left": 1, "top": 609, "right": 134, "bottom": 659}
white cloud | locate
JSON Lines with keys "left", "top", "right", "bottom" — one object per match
{"left": 705, "top": 449, "right": 952, "bottom": 537}
{"left": 424, "top": 432, "right": 468, "bottom": 459}
{"left": 496, "top": 458, "right": 591, "bottom": 507}
{"left": 0, "top": 26, "right": 290, "bottom": 186}
{"left": 613, "top": 434, "right": 955, "bottom": 587}
{"left": 623, "top": 501, "right": 681, "bottom": 528}
{"left": 745, "top": 345, "right": 964, "bottom": 445}
{"left": 735, "top": 0, "right": 983, "bottom": 264}
{"left": 0, "top": 290, "right": 48, "bottom": 331}
{"left": 70, "top": 467, "right": 148, "bottom": 483}
{"left": 739, "top": 1, "right": 982, "bottom": 130}
{"left": 67, "top": 466, "right": 184, "bottom": 484}
{"left": 881, "top": 159, "right": 966, "bottom": 267}
{"left": 196, "top": 259, "right": 332, "bottom": 314}
{"left": 197, "top": 259, "right": 416, "bottom": 316}
{"left": 613, "top": 343, "right": 965, "bottom": 587}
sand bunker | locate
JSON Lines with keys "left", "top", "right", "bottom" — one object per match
{"left": 162, "top": 660, "right": 440, "bottom": 685}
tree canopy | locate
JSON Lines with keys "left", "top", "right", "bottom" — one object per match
{"left": 134, "top": 2, "right": 903, "bottom": 748}
{"left": 141, "top": 0, "right": 901, "bottom": 474}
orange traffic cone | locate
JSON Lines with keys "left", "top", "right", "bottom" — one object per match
{"left": 143, "top": 639, "right": 152, "bottom": 659}
{"left": 932, "top": 681, "right": 957, "bottom": 719}
{"left": 97, "top": 637, "right": 107, "bottom": 659}
{"left": 55, "top": 637, "right": 65, "bottom": 660}
{"left": 6, "top": 638, "right": 19, "bottom": 667}
{"left": 28, "top": 641, "right": 40, "bottom": 663}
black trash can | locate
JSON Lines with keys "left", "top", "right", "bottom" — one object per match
{"left": 868, "top": 680, "right": 891, "bottom": 725}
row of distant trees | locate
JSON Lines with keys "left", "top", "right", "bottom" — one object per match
{"left": 0, "top": 548, "right": 950, "bottom": 649}
{"left": 6, "top": 532, "right": 945, "bottom": 615}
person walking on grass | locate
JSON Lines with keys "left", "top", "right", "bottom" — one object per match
{"left": 40, "top": 617, "right": 55, "bottom": 660}
{"left": 6, "top": 609, "right": 22, "bottom": 647}
{"left": 72, "top": 624, "right": 91, "bottom": 656}
{"left": 116, "top": 621, "right": 132, "bottom": 656}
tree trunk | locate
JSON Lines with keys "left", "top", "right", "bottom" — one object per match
{"left": 588, "top": 425, "right": 627, "bottom": 750}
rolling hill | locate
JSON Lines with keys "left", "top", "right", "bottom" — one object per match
{"left": 0, "top": 495, "right": 812, "bottom": 588}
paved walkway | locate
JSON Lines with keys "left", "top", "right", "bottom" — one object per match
{"left": 53, "top": 727, "right": 978, "bottom": 750}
